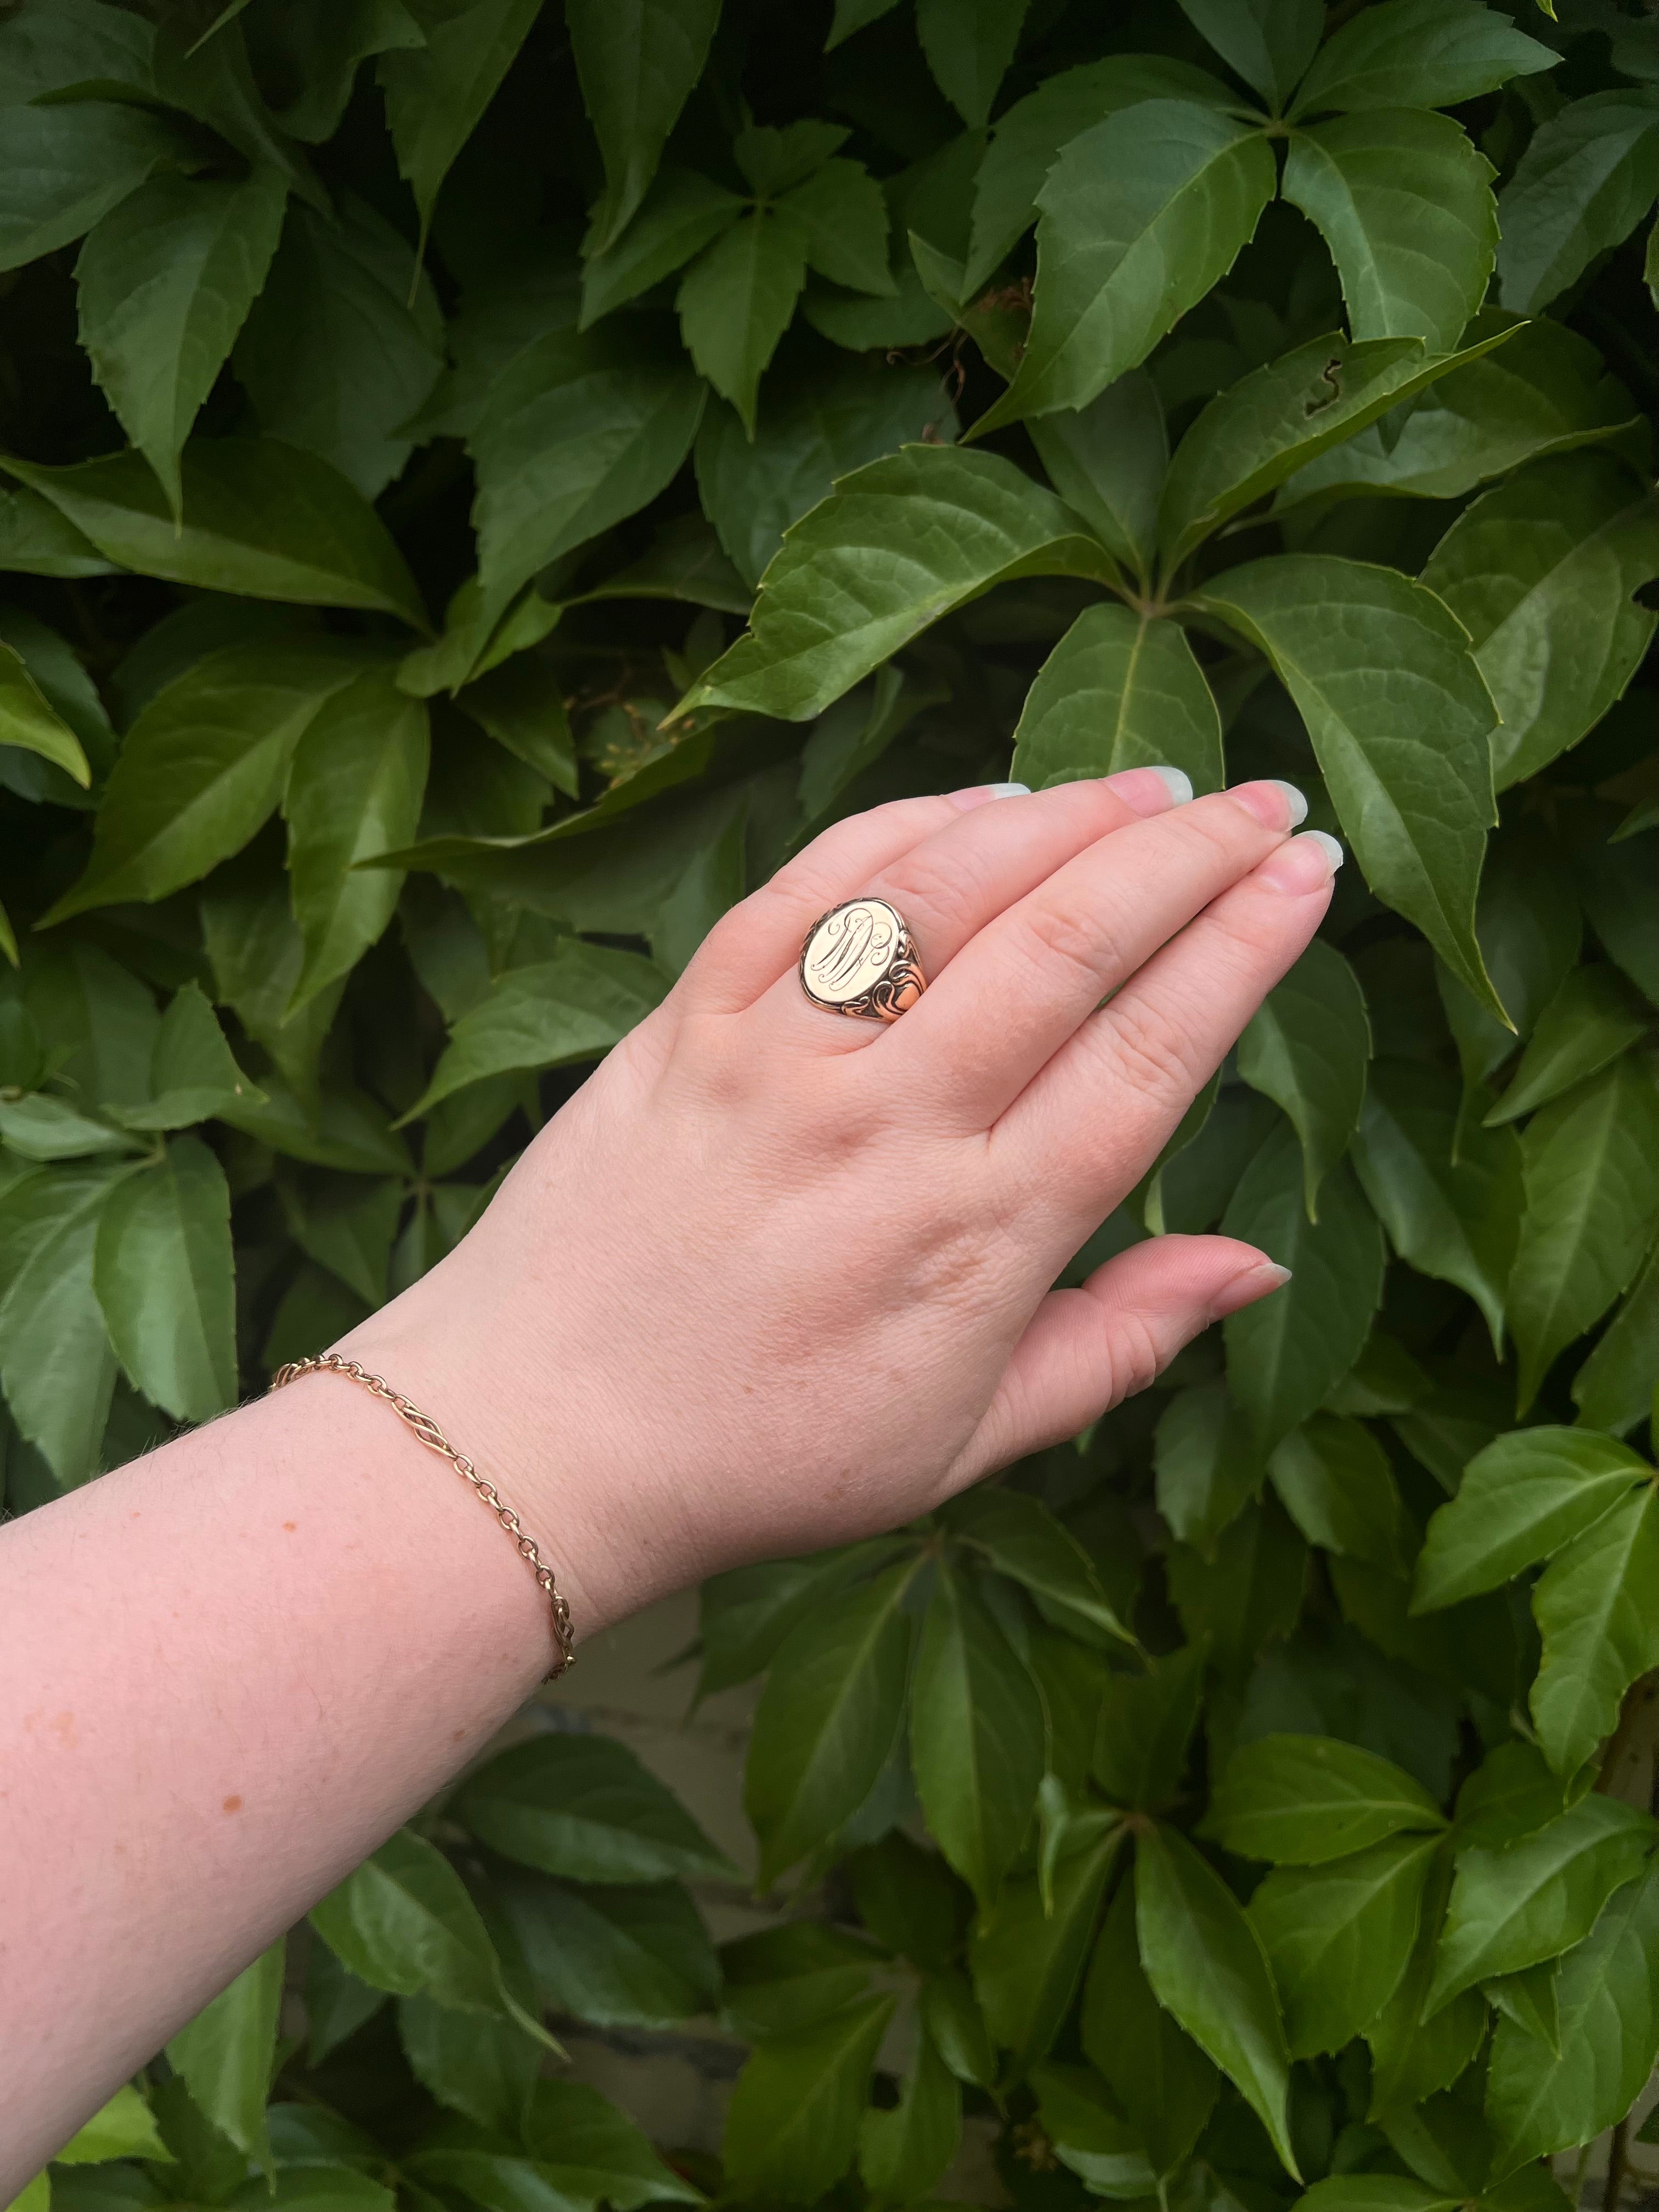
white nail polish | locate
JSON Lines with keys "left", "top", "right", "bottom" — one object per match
{"left": 1302, "top": 830, "right": 1345, "bottom": 871}
{"left": 1146, "top": 765, "right": 1195, "bottom": 805}
{"left": 1266, "top": 778, "right": 1310, "bottom": 826}
{"left": 985, "top": 782, "right": 1030, "bottom": 798}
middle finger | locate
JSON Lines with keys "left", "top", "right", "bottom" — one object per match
{"left": 886, "top": 780, "right": 1306, "bottom": 1128}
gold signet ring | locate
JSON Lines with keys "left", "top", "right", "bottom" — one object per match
{"left": 799, "top": 897, "right": 927, "bottom": 1023}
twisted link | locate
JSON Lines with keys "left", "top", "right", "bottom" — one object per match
{"left": 269, "top": 1352, "right": 574, "bottom": 1680}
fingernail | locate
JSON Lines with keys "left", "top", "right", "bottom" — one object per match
{"left": 1255, "top": 830, "right": 1345, "bottom": 894}
{"left": 1211, "top": 1259, "right": 1293, "bottom": 1320}
{"left": 1107, "top": 763, "right": 1193, "bottom": 816}
{"left": 949, "top": 780, "right": 1030, "bottom": 809}
{"left": 1231, "top": 778, "right": 1309, "bottom": 830}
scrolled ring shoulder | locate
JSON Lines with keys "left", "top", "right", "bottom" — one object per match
{"left": 799, "top": 896, "right": 927, "bottom": 1024}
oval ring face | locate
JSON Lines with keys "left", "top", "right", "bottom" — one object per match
{"left": 801, "top": 899, "right": 907, "bottom": 1006}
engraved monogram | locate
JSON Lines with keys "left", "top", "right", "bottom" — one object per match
{"left": 799, "top": 899, "right": 926, "bottom": 1023}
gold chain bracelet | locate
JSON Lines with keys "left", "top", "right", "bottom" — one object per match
{"left": 269, "top": 1352, "right": 575, "bottom": 1680}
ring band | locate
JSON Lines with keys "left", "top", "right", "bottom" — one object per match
{"left": 800, "top": 896, "right": 927, "bottom": 1023}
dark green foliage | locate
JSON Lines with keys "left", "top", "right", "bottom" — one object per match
{"left": 6, "top": 0, "right": 1659, "bottom": 2200}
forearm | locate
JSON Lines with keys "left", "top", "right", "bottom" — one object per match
{"left": 0, "top": 1365, "right": 590, "bottom": 2184}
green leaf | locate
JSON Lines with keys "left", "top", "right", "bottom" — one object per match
{"left": 1167, "top": 1492, "right": 1308, "bottom": 1670}
{"left": 54, "top": 2083, "right": 167, "bottom": 2163}
{"left": 459, "top": 656, "right": 578, "bottom": 798}
{"left": 1094, "top": 1645, "right": 1206, "bottom": 1812}
{"left": 0, "top": 1164, "right": 121, "bottom": 1482}
{"left": 684, "top": 445, "right": 1114, "bottom": 722}
{"left": 1268, "top": 1412, "right": 1410, "bottom": 1572}
{"left": 1578, "top": 833, "right": 1659, "bottom": 1012}
{"left": 470, "top": 324, "right": 707, "bottom": 621}
{"left": 379, "top": 0, "right": 543, "bottom": 248}
{"left": 310, "top": 1827, "right": 543, "bottom": 2034}
{"left": 1159, "top": 327, "right": 1514, "bottom": 574}
{"left": 1437, "top": 821, "right": 1583, "bottom": 1085}
{"left": 1290, "top": 0, "right": 1557, "bottom": 119}
{"left": 1238, "top": 939, "right": 1371, "bottom": 1220}
{"left": 1351, "top": 1058, "right": 1522, "bottom": 1352}
{"left": 1135, "top": 1824, "right": 1299, "bottom": 2177}
{"left": 1222, "top": 1126, "right": 1385, "bottom": 1458}
{"left": 1367, "top": 1845, "right": 1487, "bottom": 2116}
{"left": 1496, "top": 90, "right": 1659, "bottom": 314}
{"left": 1274, "top": 311, "right": 1643, "bottom": 511}
{"left": 1572, "top": 1239, "right": 1659, "bottom": 1439}
{"left": 967, "top": 102, "right": 1276, "bottom": 438}
{"left": 910, "top": 1560, "right": 1045, "bottom": 1908}
{"left": 1413, "top": 1426, "right": 1650, "bottom": 1612}
{"left": 1485, "top": 1958, "right": 1561, "bottom": 2054}
{"left": 1176, "top": 0, "right": 1321, "bottom": 109}
{"left": 859, "top": 2015, "right": 961, "bottom": 2206}
{"left": 579, "top": 167, "right": 745, "bottom": 329}
{"left": 41, "top": 637, "right": 370, "bottom": 923}
{"left": 1026, "top": 371, "right": 1166, "bottom": 582}
{"left": 0, "top": 99, "right": 182, "bottom": 274}
{"left": 1250, "top": 1832, "right": 1441, "bottom": 2057}
{"left": 408, "top": 2081, "right": 698, "bottom": 2210}
{"left": 1011, "top": 605, "right": 1224, "bottom": 799}
{"left": 1509, "top": 1056, "right": 1659, "bottom": 1410}
{"left": 1081, "top": 1873, "right": 1217, "bottom": 2176}
{"left": 720, "top": 1921, "right": 881, "bottom": 2040}
{"left": 1426, "top": 1793, "right": 1656, "bottom": 2012}
{"left": 453, "top": 1733, "right": 732, "bottom": 1884}
{"left": 1207, "top": 1734, "right": 1446, "bottom": 1865}
{"left": 1283, "top": 110, "right": 1497, "bottom": 354}
{"left": 1487, "top": 968, "right": 1652, "bottom": 1126}
{"left": 166, "top": 1940, "right": 285, "bottom": 2175}
{"left": 916, "top": 0, "right": 1030, "bottom": 127}
{"left": 75, "top": 170, "right": 287, "bottom": 521}
{"left": 0, "top": 1094, "right": 137, "bottom": 1163}
{"left": 1530, "top": 1486, "right": 1659, "bottom": 1776}
{"left": 1190, "top": 555, "right": 1503, "bottom": 1020}
{"left": 252, "top": 1, "right": 426, "bottom": 145}
{"left": 697, "top": 1539, "right": 909, "bottom": 1697}
{"left": 107, "top": 981, "right": 266, "bottom": 1131}
{"left": 234, "top": 193, "right": 445, "bottom": 500}
{"left": 502, "top": 1875, "right": 719, "bottom": 2028}
{"left": 724, "top": 1995, "right": 895, "bottom": 2203}
{"left": 969, "top": 1820, "right": 1124, "bottom": 2068}
{"left": 1419, "top": 454, "right": 1659, "bottom": 791}
{"left": 697, "top": 363, "right": 952, "bottom": 594}
{"left": 93, "top": 1133, "right": 235, "bottom": 1422}
{"left": 780, "top": 160, "right": 893, "bottom": 296}
{"left": 677, "top": 206, "right": 810, "bottom": 435}
{"left": 1486, "top": 1858, "right": 1659, "bottom": 2163}
{"left": 0, "top": 481, "right": 114, "bottom": 579}
{"left": 1295, "top": 2184, "right": 1462, "bottom": 2212}
{"left": 963, "top": 55, "right": 1233, "bottom": 293}
{"left": 0, "top": 443, "right": 426, "bottom": 625}
{"left": 568, "top": 0, "right": 720, "bottom": 252}
{"left": 284, "top": 670, "right": 430, "bottom": 1011}
{"left": 745, "top": 1559, "right": 918, "bottom": 1886}
{"left": 1154, "top": 1379, "right": 1261, "bottom": 1554}
{"left": 0, "top": 640, "right": 91, "bottom": 788}
{"left": 398, "top": 1992, "right": 540, "bottom": 2133}
{"left": 944, "top": 1483, "right": 1135, "bottom": 1647}
{"left": 1031, "top": 2061, "right": 1160, "bottom": 2199}
{"left": 400, "top": 941, "right": 666, "bottom": 1121}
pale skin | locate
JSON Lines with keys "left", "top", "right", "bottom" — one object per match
{"left": 0, "top": 768, "right": 1341, "bottom": 2181}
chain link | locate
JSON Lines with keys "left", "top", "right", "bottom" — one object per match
{"left": 269, "top": 1353, "right": 574, "bottom": 1680}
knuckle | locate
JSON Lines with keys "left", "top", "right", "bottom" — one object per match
{"left": 1104, "top": 995, "right": 1204, "bottom": 1106}
{"left": 879, "top": 844, "right": 989, "bottom": 949}
{"left": 1017, "top": 896, "right": 1116, "bottom": 995}
{"left": 1105, "top": 1310, "right": 1166, "bottom": 1404}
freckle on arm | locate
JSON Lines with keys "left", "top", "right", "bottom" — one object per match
{"left": 221, "top": 1795, "right": 242, "bottom": 1814}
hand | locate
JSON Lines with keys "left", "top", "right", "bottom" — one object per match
{"left": 342, "top": 771, "right": 1341, "bottom": 1635}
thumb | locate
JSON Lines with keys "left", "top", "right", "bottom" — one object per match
{"left": 952, "top": 1233, "right": 1288, "bottom": 1486}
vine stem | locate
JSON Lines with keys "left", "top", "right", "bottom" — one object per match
{"left": 1604, "top": 2118, "right": 1629, "bottom": 2212}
